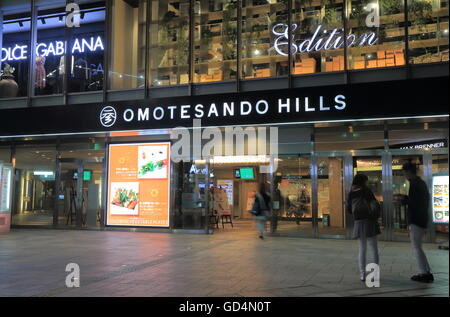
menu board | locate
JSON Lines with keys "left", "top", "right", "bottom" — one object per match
{"left": 107, "top": 143, "right": 171, "bottom": 227}
{"left": 432, "top": 175, "right": 449, "bottom": 224}
{"left": 217, "top": 180, "right": 233, "bottom": 206}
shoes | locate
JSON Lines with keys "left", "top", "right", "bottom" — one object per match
{"left": 360, "top": 272, "right": 365, "bottom": 282}
{"left": 411, "top": 272, "right": 434, "bottom": 283}
{"left": 259, "top": 235, "right": 264, "bottom": 240}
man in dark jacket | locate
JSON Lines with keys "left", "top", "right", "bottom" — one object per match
{"left": 401, "top": 162, "right": 434, "bottom": 283}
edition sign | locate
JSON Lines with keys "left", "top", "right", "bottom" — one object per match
{"left": 272, "top": 24, "right": 378, "bottom": 56}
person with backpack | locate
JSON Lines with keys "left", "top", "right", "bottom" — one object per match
{"left": 397, "top": 162, "right": 434, "bottom": 283}
{"left": 346, "top": 173, "right": 381, "bottom": 281}
{"left": 251, "top": 183, "right": 271, "bottom": 240}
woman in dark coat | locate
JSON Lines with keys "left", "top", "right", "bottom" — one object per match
{"left": 347, "top": 173, "right": 381, "bottom": 281}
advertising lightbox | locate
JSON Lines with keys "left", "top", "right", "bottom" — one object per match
{"left": 106, "top": 143, "right": 171, "bottom": 227}
{"left": 432, "top": 174, "right": 449, "bottom": 224}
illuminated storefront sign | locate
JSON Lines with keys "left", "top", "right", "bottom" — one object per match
{"left": 107, "top": 143, "right": 171, "bottom": 227}
{"left": 432, "top": 175, "right": 449, "bottom": 224}
{"left": 1, "top": 36, "right": 104, "bottom": 62}
{"left": 0, "top": 77, "right": 448, "bottom": 138}
{"left": 272, "top": 24, "right": 378, "bottom": 56}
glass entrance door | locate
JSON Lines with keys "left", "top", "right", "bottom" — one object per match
{"left": 390, "top": 154, "right": 426, "bottom": 241}
{"left": 352, "top": 155, "right": 387, "bottom": 240}
{"left": 314, "top": 152, "right": 385, "bottom": 239}
{"left": 273, "top": 156, "right": 313, "bottom": 236}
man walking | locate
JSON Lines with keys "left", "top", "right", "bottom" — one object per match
{"left": 401, "top": 162, "right": 434, "bottom": 283}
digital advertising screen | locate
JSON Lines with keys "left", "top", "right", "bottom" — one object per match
{"left": 240, "top": 168, "right": 255, "bottom": 180}
{"left": 107, "top": 142, "right": 171, "bottom": 227}
{"left": 432, "top": 174, "right": 449, "bottom": 224}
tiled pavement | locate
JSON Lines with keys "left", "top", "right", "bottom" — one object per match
{"left": 0, "top": 223, "right": 448, "bottom": 297}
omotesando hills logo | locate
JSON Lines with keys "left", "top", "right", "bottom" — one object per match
{"left": 100, "top": 106, "right": 117, "bottom": 127}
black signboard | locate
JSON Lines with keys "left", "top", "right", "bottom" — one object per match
{"left": 0, "top": 77, "right": 448, "bottom": 137}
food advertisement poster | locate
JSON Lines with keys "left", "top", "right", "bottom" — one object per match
{"left": 432, "top": 175, "right": 449, "bottom": 224}
{"left": 107, "top": 143, "right": 170, "bottom": 227}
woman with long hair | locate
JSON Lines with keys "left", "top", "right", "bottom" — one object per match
{"left": 347, "top": 173, "right": 381, "bottom": 281}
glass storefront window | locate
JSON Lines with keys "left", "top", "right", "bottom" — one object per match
{"left": 241, "top": 0, "right": 289, "bottom": 79}
{"left": 408, "top": 0, "right": 449, "bottom": 64}
{"left": 347, "top": 0, "right": 406, "bottom": 71}
{"left": 35, "top": 2, "right": 67, "bottom": 96}
{"left": 194, "top": 0, "right": 238, "bottom": 83}
{"left": 68, "top": 1, "right": 105, "bottom": 93}
{"left": 317, "top": 156, "right": 346, "bottom": 235}
{"left": 12, "top": 144, "right": 57, "bottom": 226}
{"left": 388, "top": 120, "right": 448, "bottom": 149}
{"left": 109, "top": 0, "right": 146, "bottom": 90}
{"left": 173, "top": 160, "right": 208, "bottom": 229}
{"left": 274, "top": 156, "right": 313, "bottom": 235}
{"left": 315, "top": 122, "right": 385, "bottom": 151}
{"left": 291, "top": 0, "right": 345, "bottom": 74}
{"left": 149, "top": 0, "right": 190, "bottom": 86}
{"left": 0, "top": 146, "right": 10, "bottom": 163}
{"left": 0, "top": 4, "right": 31, "bottom": 99}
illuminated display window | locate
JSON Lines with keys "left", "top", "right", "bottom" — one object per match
{"left": 408, "top": 0, "right": 449, "bottom": 65}
{"left": 241, "top": 0, "right": 289, "bottom": 79}
{"left": 346, "top": 0, "right": 406, "bottom": 71}
{"left": 193, "top": 0, "right": 238, "bottom": 83}
{"left": 0, "top": 0, "right": 448, "bottom": 96}
{"left": 291, "top": 0, "right": 345, "bottom": 74}
{"left": 109, "top": 0, "right": 146, "bottom": 90}
{"left": 1, "top": 5, "right": 31, "bottom": 99}
{"left": 148, "top": 0, "right": 191, "bottom": 86}
{"left": 35, "top": 1, "right": 67, "bottom": 96}
{"left": 68, "top": 1, "right": 106, "bottom": 93}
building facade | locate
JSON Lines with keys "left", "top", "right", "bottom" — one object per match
{"left": 0, "top": 0, "right": 448, "bottom": 241}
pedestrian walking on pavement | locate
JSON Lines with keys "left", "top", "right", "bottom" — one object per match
{"left": 251, "top": 183, "right": 271, "bottom": 240}
{"left": 347, "top": 173, "right": 381, "bottom": 282}
{"left": 397, "top": 162, "right": 434, "bottom": 283}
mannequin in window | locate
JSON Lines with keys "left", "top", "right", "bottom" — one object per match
{"left": 35, "top": 56, "right": 46, "bottom": 92}
{"left": 70, "top": 56, "right": 89, "bottom": 92}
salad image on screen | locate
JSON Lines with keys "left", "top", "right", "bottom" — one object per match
{"left": 138, "top": 145, "right": 168, "bottom": 179}
{"left": 112, "top": 188, "right": 138, "bottom": 209}
{"left": 110, "top": 182, "right": 139, "bottom": 215}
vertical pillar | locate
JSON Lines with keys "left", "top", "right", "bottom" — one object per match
{"left": 382, "top": 151, "right": 393, "bottom": 241}
{"left": 0, "top": 10, "right": 3, "bottom": 71}
{"left": 27, "top": 0, "right": 38, "bottom": 106}
{"left": 343, "top": 154, "right": 353, "bottom": 238}
{"left": 53, "top": 139, "right": 61, "bottom": 227}
{"left": 311, "top": 154, "right": 319, "bottom": 237}
{"left": 423, "top": 152, "right": 435, "bottom": 243}
{"left": 75, "top": 159, "right": 84, "bottom": 227}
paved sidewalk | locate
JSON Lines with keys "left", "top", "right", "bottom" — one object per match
{"left": 0, "top": 226, "right": 448, "bottom": 297}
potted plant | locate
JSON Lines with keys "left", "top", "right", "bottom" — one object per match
{"left": 0, "top": 63, "right": 19, "bottom": 98}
